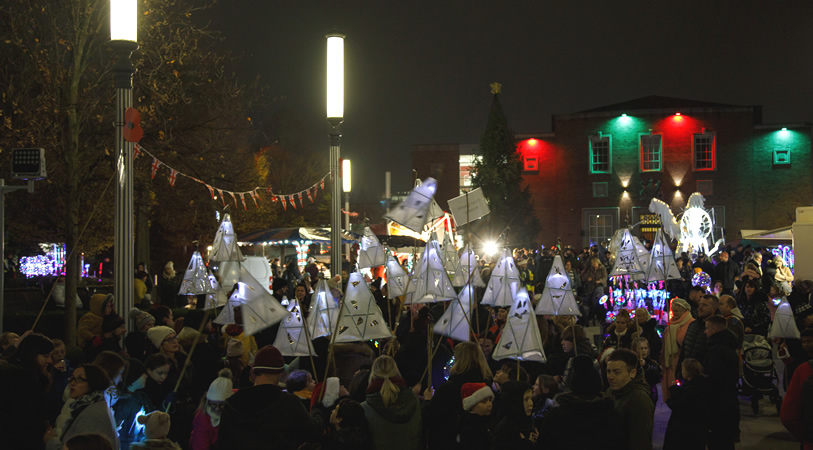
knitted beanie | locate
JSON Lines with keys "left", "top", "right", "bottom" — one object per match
{"left": 147, "top": 326, "right": 175, "bottom": 350}
{"left": 226, "top": 338, "right": 244, "bottom": 358}
{"left": 137, "top": 411, "right": 171, "bottom": 440}
{"left": 461, "top": 382, "right": 494, "bottom": 411}
{"left": 129, "top": 308, "right": 155, "bottom": 331}
{"left": 207, "top": 368, "right": 234, "bottom": 402}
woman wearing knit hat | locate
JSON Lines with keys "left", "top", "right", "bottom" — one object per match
{"left": 114, "top": 358, "right": 157, "bottom": 448}
{"left": 190, "top": 368, "right": 233, "bottom": 449}
{"left": 126, "top": 308, "right": 156, "bottom": 362}
{"left": 456, "top": 382, "right": 493, "bottom": 450}
{"left": 147, "top": 325, "right": 195, "bottom": 444}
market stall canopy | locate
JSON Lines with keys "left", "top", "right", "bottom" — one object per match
{"left": 740, "top": 226, "right": 793, "bottom": 242}
{"left": 237, "top": 227, "right": 358, "bottom": 245}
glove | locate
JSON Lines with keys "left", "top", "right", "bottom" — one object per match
{"left": 162, "top": 391, "right": 178, "bottom": 411}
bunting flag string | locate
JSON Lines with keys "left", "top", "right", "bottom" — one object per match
{"left": 133, "top": 144, "right": 330, "bottom": 211}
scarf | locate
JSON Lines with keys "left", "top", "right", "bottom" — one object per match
{"left": 62, "top": 391, "right": 106, "bottom": 439}
{"left": 730, "top": 307, "right": 744, "bottom": 320}
{"left": 663, "top": 311, "right": 693, "bottom": 368}
{"left": 206, "top": 403, "right": 222, "bottom": 427}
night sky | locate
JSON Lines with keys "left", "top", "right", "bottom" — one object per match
{"left": 209, "top": 1, "right": 813, "bottom": 202}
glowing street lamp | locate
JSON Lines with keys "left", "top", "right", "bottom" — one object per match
{"left": 343, "top": 159, "right": 351, "bottom": 259}
{"left": 327, "top": 33, "right": 345, "bottom": 275}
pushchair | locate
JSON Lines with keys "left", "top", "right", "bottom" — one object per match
{"left": 739, "top": 334, "right": 782, "bottom": 415}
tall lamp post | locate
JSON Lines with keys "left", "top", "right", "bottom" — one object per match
{"left": 110, "top": 0, "right": 138, "bottom": 324}
{"left": 326, "top": 33, "right": 344, "bottom": 277}
{"left": 342, "top": 159, "right": 351, "bottom": 259}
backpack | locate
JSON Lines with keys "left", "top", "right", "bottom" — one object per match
{"left": 803, "top": 360, "right": 813, "bottom": 441}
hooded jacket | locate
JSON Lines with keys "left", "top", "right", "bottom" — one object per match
{"left": 216, "top": 384, "right": 321, "bottom": 450}
{"left": 362, "top": 386, "right": 422, "bottom": 450}
{"left": 76, "top": 294, "right": 111, "bottom": 348}
{"left": 609, "top": 372, "right": 655, "bottom": 450}
{"left": 703, "top": 329, "right": 740, "bottom": 444}
{"left": 491, "top": 381, "right": 535, "bottom": 450}
{"left": 663, "top": 375, "right": 711, "bottom": 450}
{"left": 425, "top": 368, "right": 487, "bottom": 450}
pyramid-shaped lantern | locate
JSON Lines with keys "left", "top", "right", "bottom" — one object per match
{"left": 209, "top": 213, "right": 245, "bottom": 262}
{"left": 178, "top": 251, "right": 217, "bottom": 296}
{"left": 358, "top": 227, "right": 387, "bottom": 269}
{"left": 273, "top": 298, "right": 318, "bottom": 356}
{"left": 385, "top": 254, "right": 415, "bottom": 298}
{"left": 433, "top": 284, "right": 474, "bottom": 342}
{"left": 609, "top": 229, "right": 646, "bottom": 279}
{"left": 230, "top": 267, "right": 287, "bottom": 336}
{"left": 405, "top": 239, "right": 458, "bottom": 304}
{"left": 384, "top": 178, "right": 438, "bottom": 232}
{"left": 441, "top": 232, "right": 459, "bottom": 275}
{"left": 213, "top": 295, "right": 239, "bottom": 325}
{"left": 768, "top": 299, "right": 801, "bottom": 339}
{"left": 334, "top": 272, "right": 392, "bottom": 342}
{"left": 534, "top": 255, "right": 581, "bottom": 316}
{"left": 452, "top": 245, "right": 486, "bottom": 288}
{"left": 493, "top": 287, "right": 546, "bottom": 362}
{"left": 306, "top": 279, "right": 340, "bottom": 339}
{"left": 645, "top": 229, "right": 682, "bottom": 283}
{"left": 633, "top": 236, "right": 651, "bottom": 281}
{"left": 203, "top": 273, "right": 228, "bottom": 310}
{"left": 481, "top": 248, "right": 521, "bottom": 308}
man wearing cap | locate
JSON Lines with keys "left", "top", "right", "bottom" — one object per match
{"left": 126, "top": 308, "right": 155, "bottom": 362}
{"left": 216, "top": 345, "right": 323, "bottom": 449}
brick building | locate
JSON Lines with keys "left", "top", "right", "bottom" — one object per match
{"left": 413, "top": 96, "right": 813, "bottom": 248}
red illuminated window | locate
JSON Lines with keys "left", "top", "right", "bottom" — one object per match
{"left": 693, "top": 133, "right": 715, "bottom": 171}
{"left": 589, "top": 135, "right": 611, "bottom": 174}
{"left": 524, "top": 156, "right": 538, "bottom": 172}
{"left": 640, "top": 134, "right": 662, "bottom": 172}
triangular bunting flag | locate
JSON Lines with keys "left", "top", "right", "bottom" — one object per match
{"left": 306, "top": 279, "right": 340, "bottom": 339}
{"left": 405, "top": 239, "right": 458, "bottom": 304}
{"left": 217, "top": 189, "right": 226, "bottom": 207}
{"left": 209, "top": 213, "right": 245, "bottom": 262}
{"left": 168, "top": 169, "right": 178, "bottom": 187}
{"left": 298, "top": 192, "right": 304, "bottom": 207}
{"left": 768, "top": 300, "right": 801, "bottom": 339}
{"left": 334, "top": 273, "right": 392, "bottom": 342}
{"left": 290, "top": 195, "right": 297, "bottom": 209}
{"left": 534, "top": 255, "right": 581, "bottom": 316}
{"left": 320, "top": 178, "right": 325, "bottom": 190}
{"left": 273, "top": 298, "right": 318, "bottom": 356}
{"left": 358, "top": 227, "right": 387, "bottom": 269}
{"left": 433, "top": 284, "right": 474, "bottom": 342}
{"left": 645, "top": 229, "right": 682, "bottom": 283}
{"left": 481, "top": 248, "right": 521, "bottom": 307}
{"left": 133, "top": 144, "right": 142, "bottom": 160}
{"left": 228, "top": 192, "right": 237, "bottom": 209}
{"left": 307, "top": 190, "right": 313, "bottom": 203}
{"left": 281, "top": 196, "right": 287, "bottom": 210}
{"left": 206, "top": 185, "right": 215, "bottom": 200}
{"left": 384, "top": 177, "right": 437, "bottom": 232}
{"left": 239, "top": 193, "right": 247, "bottom": 210}
{"left": 250, "top": 191, "right": 259, "bottom": 208}
{"left": 493, "top": 287, "right": 546, "bottom": 362}
{"left": 151, "top": 158, "right": 161, "bottom": 180}
{"left": 178, "top": 251, "right": 217, "bottom": 295}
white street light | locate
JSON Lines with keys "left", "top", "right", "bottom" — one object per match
{"left": 110, "top": 0, "right": 138, "bottom": 42}
{"left": 342, "top": 159, "right": 351, "bottom": 193}
{"left": 326, "top": 34, "right": 344, "bottom": 119}
{"left": 326, "top": 33, "right": 345, "bottom": 276}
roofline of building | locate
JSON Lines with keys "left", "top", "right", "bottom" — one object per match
{"left": 553, "top": 106, "right": 758, "bottom": 121}
{"left": 754, "top": 122, "right": 813, "bottom": 130}
{"left": 516, "top": 132, "right": 556, "bottom": 139}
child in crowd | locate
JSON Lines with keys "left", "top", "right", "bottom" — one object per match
{"left": 663, "top": 358, "right": 711, "bottom": 450}
{"left": 632, "top": 337, "right": 662, "bottom": 405}
{"left": 457, "top": 382, "right": 494, "bottom": 450}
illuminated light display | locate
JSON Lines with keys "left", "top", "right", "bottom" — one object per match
{"left": 600, "top": 276, "right": 671, "bottom": 324}
{"left": 771, "top": 245, "right": 794, "bottom": 270}
{"left": 19, "top": 243, "right": 89, "bottom": 278}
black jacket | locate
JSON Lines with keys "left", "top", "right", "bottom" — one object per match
{"left": 663, "top": 376, "right": 711, "bottom": 450}
{"left": 539, "top": 393, "right": 622, "bottom": 450}
{"left": 678, "top": 319, "right": 707, "bottom": 376}
{"left": 638, "top": 318, "right": 663, "bottom": 360}
{"left": 738, "top": 291, "right": 771, "bottom": 336}
{"left": 703, "top": 330, "right": 740, "bottom": 442}
{"left": 217, "top": 384, "right": 322, "bottom": 450}
{"left": 426, "top": 369, "right": 487, "bottom": 450}
{"left": 456, "top": 411, "right": 491, "bottom": 450}
{"left": 713, "top": 259, "right": 739, "bottom": 289}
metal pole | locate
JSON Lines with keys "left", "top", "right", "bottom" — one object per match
{"left": 111, "top": 40, "right": 138, "bottom": 330}
{"left": 344, "top": 192, "right": 350, "bottom": 262}
{"left": 329, "top": 123, "right": 343, "bottom": 277}
{"left": 0, "top": 179, "right": 35, "bottom": 333}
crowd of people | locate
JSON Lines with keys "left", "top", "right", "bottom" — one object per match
{"left": 0, "top": 241, "right": 811, "bottom": 450}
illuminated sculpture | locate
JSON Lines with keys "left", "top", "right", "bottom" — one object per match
{"left": 768, "top": 300, "right": 800, "bottom": 339}
{"left": 609, "top": 228, "right": 646, "bottom": 280}
{"left": 481, "top": 248, "right": 521, "bottom": 308}
{"left": 649, "top": 194, "right": 724, "bottom": 257}
{"left": 452, "top": 245, "right": 486, "bottom": 288}
{"left": 178, "top": 251, "right": 217, "bottom": 296}
{"left": 307, "top": 279, "right": 340, "bottom": 338}
{"left": 492, "top": 287, "right": 546, "bottom": 362}
{"left": 405, "top": 239, "right": 458, "bottom": 304}
{"left": 273, "top": 296, "right": 317, "bottom": 356}
{"left": 441, "top": 231, "right": 459, "bottom": 275}
{"left": 434, "top": 284, "right": 474, "bottom": 342}
{"left": 535, "top": 255, "right": 581, "bottom": 316}
{"left": 385, "top": 254, "right": 415, "bottom": 298}
{"left": 645, "top": 229, "right": 681, "bottom": 283}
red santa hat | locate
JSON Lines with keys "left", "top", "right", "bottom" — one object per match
{"left": 461, "top": 382, "right": 494, "bottom": 411}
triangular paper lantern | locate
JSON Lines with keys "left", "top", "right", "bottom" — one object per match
{"left": 384, "top": 177, "right": 437, "bottom": 232}
{"left": 433, "top": 284, "right": 474, "bottom": 342}
{"left": 609, "top": 229, "right": 646, "bottom": 278}
{"left": 226, "top": 267, "right": 286, "bottom": 336}
{"left": 534, "top": 255, "right": 581, "bottom": 316}
{"left": 452, "top": 245, "right": 485, "bottom": 287}
{"left": 441, "top": 232, "right": 459, "bottom": 275}
{"left": 209, "top": 213, "right": 245, "bottom": 262}
{"left": 273, "top": 298, "right": 318, "bottom": 356}
{"left": 334, "top": 273, "right": 392, "bottom": 342}
{"left": 493, "top": 287, "right": 546, "bottom": 362}
{"left": 307, "top": 279, "right": 340, "bottom": 338}
{"left": 645, "top": 229, "right": 681, "bottom": 283}
{"left": 768, "top": 300, "right": 801, "bottom": 339}
{"left": 204, "top": 273, "right": 228, "bottom": 310}
{"left": 481, "top": 248, "right": 521, "bottom": 307}
{"left": 427, "top": 198, "right": 445, "bottom": 224}
{"left": 405, "top": 240, "right": 458, "bottom": 304}
{"left": 358, "top": 227, "right": 387, "bottom": 269}
{"left": 178, "top": 251, "right": 217, "bottom": 295}
{"left": 633, "top": 237, "right": 651, "bottom": 281}
{"left": 213, "top": 296, "right": 239, "bottom": 325}
{"left": 385, "top": 254, "right": 415, "bottom": 298}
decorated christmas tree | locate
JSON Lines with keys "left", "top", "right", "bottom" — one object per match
{"left": 273, "top": 297, "right": 318, "bottom": 356}
{"left": 307, "top": 279, "right": 340, "bottom": 339}
{"left": 645, "top": 229, "right": 681, "bottom": 283}
{"left": 768, "top": 300, "right": 801, "bottom": 339}
{"left": 209, "top": 213, "right": 245, "bottom": 262}
{"left": 452, "top": 245, "right": 486, "bottom": 288}
{"left": 534, "top": 255, "right": 581, "bottom": 316}
{"left": 492, "top": 287, "right": 546, "bottom": 362}
{"left": 384, "top": 178, "right": 438, "bottom": 232}
{"left": 481, "top": 248, "right": 521, "bottom": 308}
{"left": 358, "top": 226, "right": 387, "bottom": 269}
{"left": 405, "top": 239, "right": 458, "bottom": 304}
{"left": 433, "top": 284, "right": 474, "bottom": 342}
{"left": 609, "top": 228, "right": 646, "bottom": 279}
{"left": 385, "top": 254, "right": 415, "bottom": 298}
{"left": 334, "top": 272, "right": 392, "bottom": 342}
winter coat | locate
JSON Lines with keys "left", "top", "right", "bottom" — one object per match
{"left": 609, "top": 373, "right": 655, "bottom": 450}
{"left": 190, "top": 409, "right": 219, "bottom": 450}
{"left": 217, "top": 384, "right": 322, "bottom": 450}
{"left": 641, "top": 357, "right": 662, "bottom": 404}
{"left": 714, "top": 259, "right": 740, "bottom": 290}
{"left": 539, "top": 392, "right": 622, "bottom": 450}
{"left": 126, "top": 330, "right": 154, "bottom": 362}
{"left": 114, "top": 389, "right": 156, "bottom": 449}
{"left": 0, "top": 361, "right": 49, "bottom": 450}
{"left": 704, "top": 329, "right": 740, "bottom": 445}
{"left": 678, "top": 319, "right": 708, "bottom": 377}
{"left": 638, "top": 318, "right": 663, "bottom": 360}
{"left": 781, "top": 359, "right": 813, "bottom": 449}
{"left": 490, "top": 381, "right": 535, "bottom": 450}
{"left": 425, "top": 369, "right": 487, "bottom": 450}
{"left": 603, "top": 328, "right": 634, "bottom": 350}
{"left": 663, "top": 376, "right": 711, "bottom": 450}
{"left": 456, "top": 411, "right": 491, "bottom": 450}
{"left": 362, "top": 387, "right": 422, "bottom": 450}
{"left": 76, "top": 294, "right": 109, "bottom": 348}
{"left": 46, "top": 399, "right": 119, "bottom": 450}
{"left": 738, "top": 291, "right": 771, "bottom": 336}
{"left": 157, "top": 274, "right": 181, "bottom": 308}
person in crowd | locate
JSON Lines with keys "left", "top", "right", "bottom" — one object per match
{"left": 634, "top": 308, "right": 662, "bottom": 361}
{"left": 662, "top": 358, "right": 711, "bottom": 450}
{"left": 157, "top": 261, "right": 182, "bottom": 308}
{"left": 478, "top": 333, "right": 502, "bottom": 375}
{"left": 190, "top": 368, "right": 233, "bottom": 450}
{"left": 0, "top": 332, "right": 54, "bottom": 450}
{"left": 130, "top": 410, "right": 181, "bottom": 450}
{"left": 143, "top": 353, "right": 173, "bottom": 417}
{"left": 147, "top": 325, "right": 194, "bottom": 444}
{"left": 739, "top": 261, "right": 763, "bottom": 293}
{"left": 559, "top": 324, "right": 598, "bottom": 386}
{"left": 696, "top": 253, "right": 715, "bottom": 277}
{"left": 603, "top": 310, "right": 637, "bottom": 350}
{"left": 84, "top": 314, "right": 127, "bottom": 361}
{"left": 530, "top": 374, "right": 558, "bottom": 422}
{"left": 737, "top": 279, "right": 771, "bottom": 335}
{"left": 781, "top": 328, "right": 813, "bottom": 449}
{"left": 362, "top": 355, "right": 424, "bottom": 450}
{"left": 606, "top": 348, "right": 655, "bottom": 450}
{"left": 490, "top": 380, "right": 537, "bottom": 450}
{"left": 714, "top": 250, "right": 739, "bottom": 296}
{"left": 222, "top": 338, "right": 247, "bottom": 389}
{"left": 44, "top": 364, "right": 119, "bottom": 450}
{"left": 114, "top": 358, "right": 156, "bottom": 449}
{"left": 217, "top": 345, "right": 322, "bottom": 449}
{"left": 151, "top": 305, "right": 176, "bottom": 332}
{"left": 718, "top": 295, "right": 745, "bottom": 348}
{"left": 77, "top": 293, "right": 116, "bottom": 349}
{"left": 704, "top": 315, "right": 741, "bottom": 449}
{"left": 661, "top": 298, "right": 693, "bottom": 400}
{"left": 126, "top": 308, "right": 156, "bottom": 361}
{"left": 425, "top": 341, "right": 492, "bottom": 450}
{"left": 0, "top": 330, "right": 19, "bottom": 357}
{"left": 47, "top": 338, "right": 72, "bottom": 423}
{"left": 678, "top": 294, "right": 718, "bottom": 377}
{"left": 582, "top": 257, "right": 608, "bottom": 324}
{"left": 632, "top": 337, "right": 662, "bottom": 405}
{"left": 136, "top": 262, "right": 154, "bottom": 291}
{"left": 540, "top": 354, "right": 621, "bottom": 450}
{"left": 456, "top": 382, "right": 493, "bottom": 450}
{"left": 64, "top": 433, "right": 114, "bottom": 450}
{"left": 325, "top": 397, "right": 371, "bottom": 450}
{"left": 177, "top": 309, "right": 221, "bottom": 401}
{"left": 134, "top": 271, "right": 151, "bottom": 309}
{"left": 285, "top": 369, "right": 316, "bottom": 410}
{"left": 774, "top": 256, "right": 794, "bottom": 296}
{"left": 687, "top": 286, "right": 705, "bottom": 319}
{"left": 711, "top": 280, "right": 724, "bottom": 298}
{"left": 221, "top": 304, "right": 258, "bottom": 367}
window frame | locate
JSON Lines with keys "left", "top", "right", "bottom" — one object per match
{"left": 692, "top": 132, "right": 716, "bottom": 171}
{"left": 773, "top": 148, "right": 791, "bottom": 165}
{"left": 639, "top": 132, "right": 663, "bottom": 172}
{"left": 589, "top": 134, "right": 612, "bottom": 174}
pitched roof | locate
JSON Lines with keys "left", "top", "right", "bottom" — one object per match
{"left": 579, "top": 95, "right": 748, "bottom": 113}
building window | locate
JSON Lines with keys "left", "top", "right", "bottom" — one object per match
{"left": 773, "top": 148, "right": 791, "bottom": 165}
{"left": 693, "top": 133, "right": 715, "bottom": 171}
{"left": 696, "top": 180, "right": 713, "bottom": 196}
{"left": 459, "top": 154, "right": 479, "bottom": 194}
{"left": 589, "top": 135, "right": 611, "bottom": 174}
{"left": 592, "top": 182, "right": 608, "bottom": 198}
{"left": 639, "top": 213, "right": 661, "bottom": 242}
{"left": 523, "top": 156, "right": 538, "bottom": 172}
{"left": 640, "top": 134, "right": 662, "bottom": 172}
{"left": 583, "top": 210, "right": 617, "bottom": 248}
